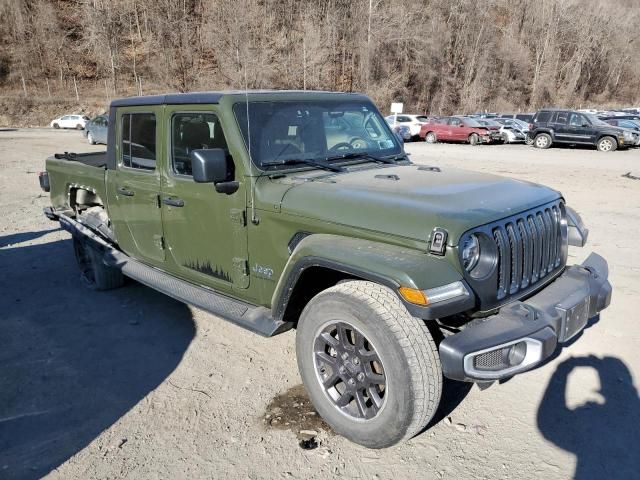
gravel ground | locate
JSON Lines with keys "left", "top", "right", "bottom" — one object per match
{"left": 1, "top": 129, "right": 638, "bottom": 480}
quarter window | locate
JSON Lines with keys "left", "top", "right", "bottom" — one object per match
{"left": 121, "top": 113, "right": 156, "bottom": 171}
{"left": 554, "top": 112, "right": 569, "bottom": 125}
{"left": 171, "top": 113, "right": 229, "bottom": 176}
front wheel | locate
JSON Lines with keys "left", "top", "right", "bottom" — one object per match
{"left": 296, "top": 281, "right": 442, "bottom": 448}
{"left": 468, "top": 133, "right": 479, "bottom": 146}
{"left": 52, "top": 123, "right": 59, "bottom": 129}
{"left": 597, "top": 136, "right": 617, "bottom": 152}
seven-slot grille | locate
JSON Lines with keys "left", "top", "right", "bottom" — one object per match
{"left": 492, "top": 203, "right": 565, "bottom": 300}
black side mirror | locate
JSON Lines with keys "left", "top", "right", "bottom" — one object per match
{"left": 191, "top": 149, "right": 228, "bottom": 183}
{"left": 190, "top": 149, "right": 239, "bottom": 194}
{"left": 581, "top": 122, "right": 589, "bottom": 127}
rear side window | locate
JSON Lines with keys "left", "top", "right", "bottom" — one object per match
{"left": 554, "top": 112, "right": 569, "bottom": 125}
{"left": 121, "top": 113, "right": 156, "bottom": 171}
{"left": 534, "top": 111, "right": 552, "bottom": 123}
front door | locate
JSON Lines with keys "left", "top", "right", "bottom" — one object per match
{"left": 160, "top": 107, "right": 249, "bottom": 292}
{"left": 107, "top": 107, "right": 165, "bottom": 264}
{"left": 567, "top": 112, "right": 594, "bottom": 144}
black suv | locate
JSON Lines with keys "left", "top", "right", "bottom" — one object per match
{"left": 529, "top": 108, "right": 632, "bottom": 152}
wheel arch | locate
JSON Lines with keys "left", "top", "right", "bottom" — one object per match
{"left": 272, "top": 234, "right": 472, "bottom": 324}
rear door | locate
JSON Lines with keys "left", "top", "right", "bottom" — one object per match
{"left": 107, "top": 106, "right": 165, "bottom": 265}
{"left": 551, "top": 111, "right": 571, "bottom": 143}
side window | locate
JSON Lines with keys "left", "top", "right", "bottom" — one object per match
{"left": 171, "top": 112, "right": 229, "bottom": 176}
{"left": 555, "top": 112, "right": 569, "bottom": 125}
{"left": 569, "top": 113, "right": 585, "bottom": 127}
{"left": 121, "top": 113, "right": 156, "bottom": 171}
{"left": 535, "top": 111, "right": 551, "bottom": 123}
{"left": 448, "top": 118, "right": 461, "bottom": 126}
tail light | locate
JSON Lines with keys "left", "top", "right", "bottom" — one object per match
{"left": 38, "top": 171, "right": 50, "bottom": 192}
{"left": 528, "top": 123, "right": 534, "bottom": 130}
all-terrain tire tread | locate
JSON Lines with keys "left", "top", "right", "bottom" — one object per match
{"left": 319, "top": 280, "right": 442, "bottom": 442}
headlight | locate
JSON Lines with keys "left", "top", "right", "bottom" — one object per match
{"left": 461, "top": 234, "right": 480, "bottom": 271}
{"left": 623, "top": 131, "right": 633, "bottom": 141}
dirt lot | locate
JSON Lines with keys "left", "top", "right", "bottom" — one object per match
{"left": 1, "top": 129, "right": 639, "bottom": 480}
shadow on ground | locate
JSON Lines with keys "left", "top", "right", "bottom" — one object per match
{"left": 537, "top": 355, "right": 640, "bottom": 480}
{"left": 0, "top": 234, "right": 195, "bottom": 480}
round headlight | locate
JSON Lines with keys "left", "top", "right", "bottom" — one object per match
{"left": 461, "top": 234, "right": 480, "bottom": 271}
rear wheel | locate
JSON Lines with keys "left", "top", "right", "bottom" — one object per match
{"left": 425, "top": 132, "right": 437, "bottom": 143}
{"left": 76, "top": 124, "right": 83, "bottom": 130}
{"left": 597, "top": 136, "right": 617, "bottom": 152}
{"left": 73, "top": 237, "right": 124, "bottom": 290}
{"left": 53, "top": 123, "right": 59, "bottom": 129}
{"left": 468, "top": 133, "right": 479, "bottom": 146}
{"left": 534, "top": 133, "right": 552, "bottom": 149}
{"left": 296, "top": 281, "right": 442, "bottom": 448}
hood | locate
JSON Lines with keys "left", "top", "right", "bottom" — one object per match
{"left": 277, "top": 164, "right": 561, "bottom": 245}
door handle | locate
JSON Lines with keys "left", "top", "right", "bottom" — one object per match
{"left": 163, "top": 197, "right": 185, "bottom": 207}
{"left": 117, "top": 186, "right": 135, "bottom": 197}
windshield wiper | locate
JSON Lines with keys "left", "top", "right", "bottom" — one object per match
{"left": 325, "top": 152, "right": 400, "bottom": 165}
{"left": 261, "top": 158, "right": 345, "bottom": 172}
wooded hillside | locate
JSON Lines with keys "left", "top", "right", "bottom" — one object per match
{"left": 1, "top": 0, "right": 640, "bottom": 116}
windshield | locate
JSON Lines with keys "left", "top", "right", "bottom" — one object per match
{"left": 584, "top": 113, "right": 612, "bottom": 127}
{"left": 463, "top": 118, "right": 483, "bottom": 127}
{"left": 233, "top": 100, "right": 401, "bottom": 168}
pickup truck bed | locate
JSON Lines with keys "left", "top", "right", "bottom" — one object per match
{"left": 53, "top": 151, "right": 107, "bottom": 168}
{"left": 47, "top": 152, "right": 108, "bottom": 212}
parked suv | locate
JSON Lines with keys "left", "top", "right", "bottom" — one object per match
{"left": 529, "top": 109, "right": 632, "bottom": 152}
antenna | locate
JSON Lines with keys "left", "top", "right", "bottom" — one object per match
{"left": 243, "top": 51, "right": 259, "bottom": 225}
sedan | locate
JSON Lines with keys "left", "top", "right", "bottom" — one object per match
{"left": 419, "top": 116, "right": 497, "bottom": 145}
{"left": 50, "top": 114, "right": 89, "bottom": 130}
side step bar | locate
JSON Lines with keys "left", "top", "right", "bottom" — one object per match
{"left": 57, "top": 211, "right": 292, "bottom": 337}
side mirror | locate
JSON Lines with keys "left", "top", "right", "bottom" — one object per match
{"left": 459, "top": 124, "right": 464, "bottom": 127}
{"left": 191, "top": 149, "right": 229, "bottom": 184}
{"left": 191, "top": 149, "right": 239, "bottom": 194}
{"left": 581, "top": 122, "right": 589, "bottom": 128}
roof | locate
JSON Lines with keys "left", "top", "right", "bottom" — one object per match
{"left": 110, "top": 90, "right": 367, "bottom": 107}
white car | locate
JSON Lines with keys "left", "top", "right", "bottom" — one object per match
{"left": 50, "top": 114, "right": 90, "bottom": 130}
{"left": 384, "top": 114, "right": 430, "bottom": 139}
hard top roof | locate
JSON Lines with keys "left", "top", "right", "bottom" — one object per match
{"left": 110, "top": 90, "right": 368, "bottom": 108}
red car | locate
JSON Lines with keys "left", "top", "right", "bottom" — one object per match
{"left": 419, "top": 116, "right": 501, "bottom": 145}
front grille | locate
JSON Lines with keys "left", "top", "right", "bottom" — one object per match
{"left": 492, "top": 203, "right": 565, "bottom": 300}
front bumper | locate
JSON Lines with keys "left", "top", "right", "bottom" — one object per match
{"left": 439, "top": 253, "right": 612, "bottom": 381}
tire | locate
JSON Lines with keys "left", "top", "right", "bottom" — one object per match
{"left": 76, "top": 124, "right": 84, "bottom": 130}
{"left": 87, "top": 132, "right": 95, "bottom": 145}
{"left": 468, "top": 133, "right": 479, "bottom": 146}
{"left": 53, "top": 123, "right": 59, "bottom": 129}
{"left": 296, "top": 280, "right": 442, "bottom": 448}
{"left": 597, "top": 136, "right": 617, "bottom": 152}
{"left": 73, "top": 237, "right": 124, "bottom": 290}
{"left": 424, "top": 132, "right": 437, "bottom": 143}
{"left": 534, "top": 133, "right": 552, "bottom": 149}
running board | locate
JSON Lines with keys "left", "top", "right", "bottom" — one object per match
{"left": 106, "top": 250, "right": 292, "bottom": 337}
{"left": 57, "top": 212, "right": 291, "bottom": 337}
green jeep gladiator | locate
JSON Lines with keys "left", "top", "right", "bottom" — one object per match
{"left": 40, "top": 91, "right": 612, "bottom": 448}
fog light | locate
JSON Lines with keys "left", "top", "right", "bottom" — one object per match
{"left": 507, "top": 341, "right": 527, "bottom": 367}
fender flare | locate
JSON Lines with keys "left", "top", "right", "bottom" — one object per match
{"left": 271, "top": 234, "right": 475, "bottom": 321}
